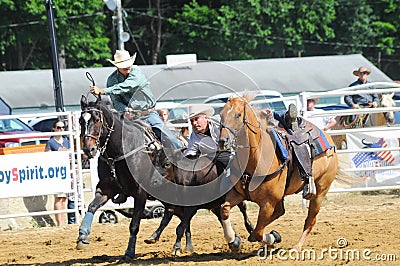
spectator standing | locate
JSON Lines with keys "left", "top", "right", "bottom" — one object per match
{"left": 45, "top": 120, "right": 70, "bottom": 227}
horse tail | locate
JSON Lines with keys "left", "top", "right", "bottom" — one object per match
{"left": 335, "top": 166, "right": 367, "bottom": 185}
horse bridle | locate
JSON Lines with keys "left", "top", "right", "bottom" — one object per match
{"left": 220, "top": 101, "right": 261, "bottom": 150}
{"left": 82, "top": 107, "right": 115, "bottom": 155}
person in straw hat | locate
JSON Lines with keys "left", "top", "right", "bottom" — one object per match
{"left": 344, "top": 66, "right": 379, "bottom": 109}
{"left": 90, "top": 50, "right": 182, "bottom": 149}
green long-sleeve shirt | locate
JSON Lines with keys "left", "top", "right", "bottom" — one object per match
{"left": 103, "top": 66, "right": 156, "bottom": 112}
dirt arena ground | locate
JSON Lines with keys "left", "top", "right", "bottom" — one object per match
{"left": 1, "top": 192, "right": 399, "bottom": 265}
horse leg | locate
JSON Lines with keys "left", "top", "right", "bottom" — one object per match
{"left": 76, "top": 189, "right": 109, "bottom": 250}
{"left": 248, "top": 199, "right": 283, "bottom": 245}
{"left": 184, "top": 222, "right": 194, "bottom": 252}
{"left": 237, "top": 201, "right": 254, "bottom": 235}
{"left": 172, "top": 206, "right": 197, "bottom": 256}
{"left": 120, "top": 189, "right": 147, "bottom": 262}
{"left": 213, "top": 206, "right": 242, "bottom": 251}
{"left": 144, "top": 205, "right": 174, "bottom": 244}
{"left": 295, "top": 193, "right": 324, "bottom": 251}
{"left": 220, "top": 190, "right": 244, "bottom": 252}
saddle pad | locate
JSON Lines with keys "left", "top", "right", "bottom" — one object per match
{"left": 313, "top": 128, "right": 334, "bottom": 156}
{"left": 270, "top": 128, "right": 289, "bottom": 161}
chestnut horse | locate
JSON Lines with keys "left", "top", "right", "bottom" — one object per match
{"left": 217, "top": 94, "right": 339, "bottom": 252}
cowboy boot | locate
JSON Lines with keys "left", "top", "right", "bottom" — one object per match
{"left": 285, "top": 104, "right": 298, "bottom": 131}
{"left": 303, "top": 176, "right": 316, "bottom": 200}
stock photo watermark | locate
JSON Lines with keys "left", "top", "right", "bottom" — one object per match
{"left": 257, "top": 237, "right": 397, "bottom": 262}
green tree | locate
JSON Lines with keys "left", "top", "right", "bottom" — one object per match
{"left": 332, "top": 0, "right": 399, "bottom": 78}
{"left": 0, "top": 0, "right": 110, "bottom": 70}
{"left": 162, "top": 0, "right": 336, "bottom": 61}
{"left": 0, "top": 0, "right": 398, "bottom": 79}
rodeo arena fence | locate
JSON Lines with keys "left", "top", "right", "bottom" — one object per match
{"left": 1, "top": 81, "right": 400, "bottom": 228}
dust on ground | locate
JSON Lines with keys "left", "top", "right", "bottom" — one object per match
{"left": 1, "top": 192, "right": 399, "bottom": 265}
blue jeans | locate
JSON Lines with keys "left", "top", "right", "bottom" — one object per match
{"left": 142, "top": 111, "right": 182, "bottom": 149}
{"left": 273, "top": 111, "right": 286, "bottom": 126}
{"left": 67, "top": 200, "right": 75, "bottom": 224}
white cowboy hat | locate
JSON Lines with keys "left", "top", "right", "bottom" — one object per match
{"left": 108, "top": 50, "right": 137, "bottom": 68}
{"left": 188, "top": 105, "right": 214, "bottom": 119}
{"left": 353, "top": 66, "right": 371, "bottom": 76}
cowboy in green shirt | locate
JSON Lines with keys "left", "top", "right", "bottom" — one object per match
{"left": 90, "top": 50, "right": 182, "bottom": 150}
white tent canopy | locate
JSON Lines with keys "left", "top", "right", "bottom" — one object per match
{"left": 0, "top": 54, "right": 393, "bottom": 114}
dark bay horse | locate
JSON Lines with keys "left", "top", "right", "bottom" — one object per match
{"left": 77, "top": 95, "right": 164, "bottom": 261}
{"left": 218, "top": 94, "right": 339, "bottom": 251}
{"left": 152, "top": 150, "right": 254, "bottom": 255}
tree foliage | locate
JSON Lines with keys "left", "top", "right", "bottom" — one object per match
{"left": 0, "top": 0, "right": 110, "bottom": 70}
{"left": 0, "top": 0, "right": 399, "bottom": 79}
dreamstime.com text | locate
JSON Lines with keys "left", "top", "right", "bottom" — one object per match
{"left": 257, "top": 238, "right": 397, "bottom": 262}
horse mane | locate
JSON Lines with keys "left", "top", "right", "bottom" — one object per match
{"left": 226, "top": 91, "right": 268, "bottom": 127}
{"left": 87, "top": 98, "right": 152, "bottom": 130}
{"left": 241, "top": 91, "right": 256, "bottom": 102}
{"left": 227, "top": 91, "right": 255, "bottom": 105}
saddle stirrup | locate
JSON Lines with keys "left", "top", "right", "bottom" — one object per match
{"left": 303, "top": 176, "right": 316, "bottom": 200}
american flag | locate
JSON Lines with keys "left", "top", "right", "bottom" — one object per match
{"left": 352, "top": 151, "right": 375, "bottom": 168}
{"left": 352, "top": 138, "right": 395, "bottom": 168}
{"left": 375, "top": 138, "right": 395, "bottom": 164}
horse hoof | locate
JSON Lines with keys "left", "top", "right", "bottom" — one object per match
{"left": 270, "top": 230, "right": 282, "bottom": 244}
{"left": 172, "top": 248, "right": 181, "bottom": 256}
{"left": 185, "top": 246, "right": 194, "bottom": 253}
{"left": 228, "top": 236, "right": 241, "bottom": 252}
{"left": 76, "top": 234, "right": 90, "bottom": 250}
{"left": 118, "top": 254, "right": 135, "bottom": 263}
{"left": 76, "top": 241, "right": 88, "bottom": 250}
{"left": 144, "top": 238, "right": 157, "bottom": 244}
{"left": 248, "top": 233, "right": 257, "bottom": 242}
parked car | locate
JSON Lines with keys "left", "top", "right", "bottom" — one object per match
{"left": 28, "top": 116, "right": 59, "bottom": 132}
{"left": 0, "top": 116, "right": 47, "bottom": 148}
{"left": 203, "top": 90, "right": 288, "bottom": 114}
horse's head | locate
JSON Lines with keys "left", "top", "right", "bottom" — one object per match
{"left": 218, "top": 93, "right": 254, "bottom": 151}
{"left": 80, "top": 95, "right": 113, "bottom": 158}
{"left": 379, "top": 93, "right": 395, "bottom": 125}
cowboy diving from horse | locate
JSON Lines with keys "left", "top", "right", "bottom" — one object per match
{"left": 263, "top": 103, "right": 317, "bottom": 200}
